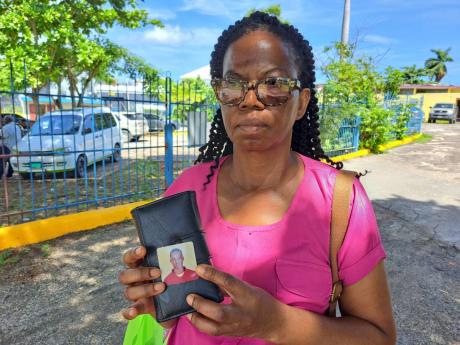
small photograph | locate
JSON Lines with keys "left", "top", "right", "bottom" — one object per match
{"left": 157, "top": 241, "right": 199, "bottom": 285}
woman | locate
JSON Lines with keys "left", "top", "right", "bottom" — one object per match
{"left": 119, "top": 12, "right": 396, "bottom": 345}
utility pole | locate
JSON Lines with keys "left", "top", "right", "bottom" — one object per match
{"left": 341, "top": 0, "right": 350, "bottom": 45}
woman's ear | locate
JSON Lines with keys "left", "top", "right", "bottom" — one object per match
{"left": 296, "top": 88, "right": 311, "bottom": 120}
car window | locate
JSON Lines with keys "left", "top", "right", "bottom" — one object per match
{"left": 30, "top": 115, "right": 82, "bottom": 136}
{"left": 124, "top": 114, "right": 145, "bottom": 120}
{"left": 94, "top": 113, "right": 106, "bottom": 131}
{"left": 104, "top": 113, "right": 116, "bottom": 128}
{"left": 434, "top": 103, "right": 453, "bottom": 109}
{"left": 83, "top": 115, "right": 94, "bottom": 134}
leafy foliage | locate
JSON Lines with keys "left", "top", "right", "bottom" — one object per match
{"left": 0, "top": 0, "right": 161, "bottom": 109}
{"left": 424, "top": 48, "right": 454, "bottom": 82}
{"left": 400, "top": 65, "right": 429, "bottom": 84}
{"left": 320, "top": 42, "right": 413, "bottom": 153}
{"left": 246, "top": 4, "right": 290, "bottom": 24}
{"left": 144, "top": 77, "right": 217, "bottom": 122}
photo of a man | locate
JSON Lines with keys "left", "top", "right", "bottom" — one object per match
{"left": 163, "top": 248, "right": 199, "bottom": 285}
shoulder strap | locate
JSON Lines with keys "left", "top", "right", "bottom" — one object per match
{"left": 328, "top": 169, "right": 357, "bottom": 317}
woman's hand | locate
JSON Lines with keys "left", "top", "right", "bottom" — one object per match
{"left": 118, "top": 246, "right": 175, "bottom": 327}
{"left": 185, "top": 264, "right": 287, "bottom": 342}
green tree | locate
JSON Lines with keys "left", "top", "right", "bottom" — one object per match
{"left": 401, "top": 65, "right": 429, "bottom": 84}
{"left": 320, "top": 42, "right": 396, "bottom": 153}
{"left": 246, "top": 4, "right": 290, "bottom": 24}
{"left": 0, "top": 0, "right": 161, "bottom": 112}
{"left": 383, "top": 67, "right": 404, "bottom": 98}
{"left": 424, "top": 48, "right": 454, "bottom": 82}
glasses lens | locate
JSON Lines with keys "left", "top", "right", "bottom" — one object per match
{"left": 216, "top": 80, "right": 244, "bottom": 105}
{"left": 258, "top": 78, "right": 290, "bottom": 105}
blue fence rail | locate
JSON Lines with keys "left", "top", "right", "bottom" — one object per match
{"left": 1, "top": 73, "right": 423, "bottom": 225}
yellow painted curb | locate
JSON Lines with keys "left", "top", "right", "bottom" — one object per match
{"left": 0, "top": 199, "right": 154, "bottom": 251}
{"left": 0, "top": 133, "right": 423, "bottom": 251}
{"left": 324, "top": 133, "right": 422, "bottom": 163}
{"left": 330, "top": 149, "right": 370, "bottom": 162}
{"left": 378, "top": 133, "right": 422, "bottom": 151}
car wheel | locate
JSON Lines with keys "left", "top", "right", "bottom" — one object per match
{"left": 122, "top": 129, "right": 131, "bottom": 143}
{"left": 74, "top": 155, "right": 87, "bottom": 178}
{"left": 20, "top": 172, "right": 33, "bottom": 180}
{"left": 112, "top": 143, "right": 121, "bottom": 162}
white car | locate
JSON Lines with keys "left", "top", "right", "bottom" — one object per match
{"left": 115, "top": 112, "right": 149, "bottom": 142}
{"left": 12, "top": 107, "right": 122, "bottom": 178}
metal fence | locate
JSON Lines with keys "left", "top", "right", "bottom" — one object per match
{"left": 0, "top": 69, "right": 422, "bottom": 225}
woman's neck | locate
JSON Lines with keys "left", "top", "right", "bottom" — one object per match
{"left": 225, "top": 146, "right": 299, "bottom": 192}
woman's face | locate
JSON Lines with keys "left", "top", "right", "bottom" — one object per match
{"left": 221, "top": 30, "right": 310, "bottom": 152}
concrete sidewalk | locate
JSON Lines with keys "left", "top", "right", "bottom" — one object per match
{"left": 344, "top": 123, "right": 460, "bottom": 249}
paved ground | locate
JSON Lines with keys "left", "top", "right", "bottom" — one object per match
{"left": 0, "top": 123, "right": 459, "bottom": 345}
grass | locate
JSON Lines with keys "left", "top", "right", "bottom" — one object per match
{"left": 414, "top": 134, "right": 433, "bottom": 144}
{"left": 0, "top": 249, "right": 20, "bottom": 266}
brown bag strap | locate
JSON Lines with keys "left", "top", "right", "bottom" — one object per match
{"left": 328, "top": 170, "right": 357, "bottom": 317}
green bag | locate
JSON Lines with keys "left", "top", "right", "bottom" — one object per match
{"left": 123, "top": 314, "right": 166, "bottom": 345}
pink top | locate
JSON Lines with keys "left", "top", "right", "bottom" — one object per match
{"left": 164, "top": 154, "right": 386, "bottom": 345}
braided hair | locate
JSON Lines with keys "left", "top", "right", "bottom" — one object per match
{"left": 195, "top": 11, "right": 342, "bottom": 185}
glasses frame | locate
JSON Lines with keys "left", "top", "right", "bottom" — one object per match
{"left": 211, "top": 77, "right": 302, "bottom": 107}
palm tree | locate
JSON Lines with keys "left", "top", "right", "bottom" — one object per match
{"left": 425, "top": 48, "right": 454, "bottom": 82}
{"left": 401, "top": 65, "right": 428, "bottom": 84}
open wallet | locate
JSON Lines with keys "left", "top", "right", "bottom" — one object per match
{"left": 131, "top": 191, "right": 223, "bottom": 322}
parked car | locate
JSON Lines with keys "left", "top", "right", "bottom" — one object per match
{"left": 0, "top": 112, "right": 35, "bottom": 136}
{"left": 11, "top": 107, "right": 122, "bottom": 178}
{"left": 115, "top": 112, "right": 149, "bottom": 142}
{"left": 428, "top": 103, "right": 458, "bottom": 124}
{"left": 143, "top": 113, "right": 165, "bottom": 131}
{"left": 143, "top": 113, "right": 180, "bottom": 132}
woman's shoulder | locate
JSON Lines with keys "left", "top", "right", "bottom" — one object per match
{"left": 299, "top": 154, "right": 339, "bottom": 186}
{"left": 298, "top": 153, "right": 362, "bottom": 202}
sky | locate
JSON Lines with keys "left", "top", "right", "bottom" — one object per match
{"left": 107, "top": 0, "right": 460, "bottom": 84}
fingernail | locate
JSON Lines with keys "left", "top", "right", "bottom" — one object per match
{"left": 150, "top": 268, "right": 158, "bottom": 277}
{"left": 154, "top": 283, "right": 163, "bottom": 291}
{"left": 128, "top": 308, "right": 136, "bottom": 317}
{"left": 135, "top": 247, "right": 142, "bottom": 255}
{"left": 186, "top": 295, "right": 194, "bottom": 305}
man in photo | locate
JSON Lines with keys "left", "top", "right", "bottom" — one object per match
{"left": 164, "top": 248, "right": 198, "bottom": 285}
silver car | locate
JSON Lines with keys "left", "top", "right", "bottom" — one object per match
{"left": 428, "top": 103, "right": 458, "bottom": 124}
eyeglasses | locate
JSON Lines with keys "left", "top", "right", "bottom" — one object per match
{"left": 211, "top": 77, "right": 302, "bottom": 107}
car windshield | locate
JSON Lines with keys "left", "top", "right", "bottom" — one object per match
{"left": 30, "top": 115, "right": 82, "bottom": 136}
{"left": 434, "top": 103, "right": 453, "bottom": 109}
{"left": 123, "top": 114, "right": 145, "bottom": 120}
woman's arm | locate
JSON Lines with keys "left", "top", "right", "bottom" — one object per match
{"left": 270, "top": 261, "right": 396, "bottom": 345}
{"left": 186, "top": 262, "right": 396, "bottom": 345}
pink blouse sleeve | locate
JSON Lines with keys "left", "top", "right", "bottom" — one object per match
{"left": 337, "top": 178, "right": 386, "bottom": 286}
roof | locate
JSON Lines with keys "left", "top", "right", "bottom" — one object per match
{"left": 43, "top": 107, "right": 112, "bottom": 116}
{"left": 58, "top": 96, "right": 104, "bottom": 105}
{"left": 20, "top": 96, "right": 55, "bottom": 103}
{"left": 400, "top": 84, "right": 460, "bottom": 90}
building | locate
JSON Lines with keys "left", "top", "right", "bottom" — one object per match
{"left": 399, "top": 84, "right": 460, "bottom": 120}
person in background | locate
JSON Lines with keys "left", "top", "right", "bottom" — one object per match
{"left": 0, "top": 115, "right": 22, "bottom": 178}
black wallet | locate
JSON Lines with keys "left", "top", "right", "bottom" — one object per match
{"left": 131, "top": 191, "right": 223, "bottom": 322}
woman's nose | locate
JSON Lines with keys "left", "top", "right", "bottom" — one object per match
{"left": 238, "top": 89, "right": 265, "bottom": 111}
